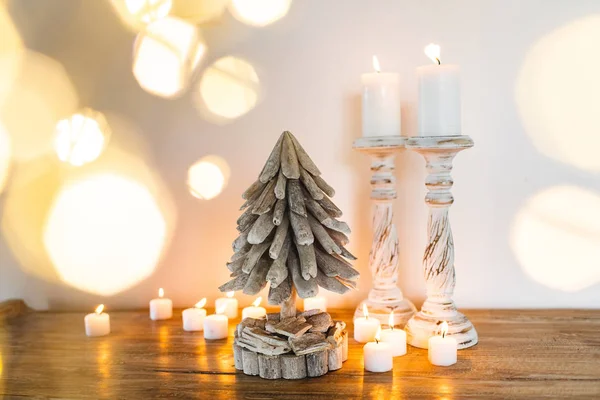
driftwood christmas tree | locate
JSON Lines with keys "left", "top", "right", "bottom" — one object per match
{"left": 219, "top": 131, "right": 357, "bottom": 379}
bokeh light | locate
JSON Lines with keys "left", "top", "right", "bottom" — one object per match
{"left": 54, "top": 109, "right": 111, "bottom": 167}
{"left": 0, "top": 3, "right": 23, "bottom": 108}
{"left": 195, "top": 56, "right": 259, "bottom": 122}
{"left": 516, "top": 15, "right": 600, "bottom": 172}
{"left": 511, "top": 186, "right": 600, "bottom": 292}
{"left": 110, "top": 0, "right": 172, "bottom": 30}
{"left": 170, "top": 0, "right": 229, "bottom": 24}
{"left": 187, "top": 155, "right": 230, "bottom": 200}
{"left": 0, "top": 124, "right": 11, "bottom": 194}
{"left": 133, "top": 16, "right": 206, "bottom": 98}
{"left": 229, "top": 0, "right": 292, "bottom": 27}
{"left": 43, "top": 173, "right": 168, "bottom": 296}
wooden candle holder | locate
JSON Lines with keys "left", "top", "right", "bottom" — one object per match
{"left": 352, "top": 136, "right": 416, "bottom": 327}
{"left": 404, "top": 136, "right": 478, "bottom": 349}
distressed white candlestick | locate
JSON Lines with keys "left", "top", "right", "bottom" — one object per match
{"left": 404, "top": 136, "right": 478, "bottom": 349}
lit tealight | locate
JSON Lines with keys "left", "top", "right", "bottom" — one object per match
{"left": 85, "top": 304, "right": 110, "bottom": 337}
{"left": 424, "top": 43, "right": 441, "bottom": 65}
{"left": 54, "top": 109, "right": 110, "bottom": 167}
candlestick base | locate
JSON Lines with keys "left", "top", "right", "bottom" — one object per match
{"left": 354, "top": 297, "right": 416, "bottom": 328}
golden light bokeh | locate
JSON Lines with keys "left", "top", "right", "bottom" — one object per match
{"left": 54, "top": 109, "right": 111, "bottom": 167}
{"left": 0, "top": 4, "right": 23, "bottom": 108}
{"left": 110, "top": 0, "right": 172, "bottom": 30}
{"left": 133, "top": 16, "right": 206, "bottom": 98}
{"left": 187, "top": 155, "right": 230, "bottom": 200}
{"left": 0, "top": 123, "right": 11, "bottom": 193}
{"left": 196, "top": 56, "right": 259, "bottom": 122}
{"left": 43, "top": 173, "right": 168, "bottom": 296}
{"left": 170, "top": 0, "right": 229, "bottom": 24}
{"left": 229, "top": 0, "right": 292, "bottom": 27}
{"left": 516, "top": 15, "right": 600, "bottom": 172}
{"left": 511, "top": 186, "right": 600, "bottom": 292}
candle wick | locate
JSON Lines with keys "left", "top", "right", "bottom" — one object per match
{"left": 436, "top": 58, "right": 441, "bottom": 65}
{"left": 375, "top": 338, "right": 379, "bottom": 344}
{"left": 442, "top": 330, "right": 446, "bottom": 339}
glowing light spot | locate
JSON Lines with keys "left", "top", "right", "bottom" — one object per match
{"left": 226, "top": 291, "right": 234, "bottom": 298}
{"left": 159, "top": 288, "right": 165, "bottom": 297}
{"left": 195, "top": 298, "right": 207, "bottom": 308}
{"left": 54, "top": 109, "right": 110, "bottom": 167}
{"left": 0, "top": 4, "right": 23, "bottom": 107}
{"left": 187, "top": 155, "right": 230, "bottom": 200}
{"left": 111, "top": 0, "right": 172, "bottom": 30}
{"left": 0, "top": 124, "right": 11, "bottom": 193}
{"left": 229, "top": 0, "right": 292, "bottom": 27}
{"left": 133, "top": 17, "right": 206, "bottom": 98}
{"left": 252, "top": 297, "right": 262, "bottom": 307}
{"left": 511, "top": 186, "right": 600, "bottom": 292}
{"left": 95, "top": 304, "right": 105, "bottom": 314}
{"left": 170, "top": 0, "right": 229, "bottom": 24}
{"left": 516, "top": 15, "right": 600, "bottom": 172}
{"left": 196, "top": 56, "right": 259, "bottom": 121}
{"left": 43, "top": 173, "right": 168, "bottom": 296}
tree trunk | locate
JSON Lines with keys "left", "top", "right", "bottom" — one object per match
{"left": 280, "top": 286, "right": 297, "bottom": 319}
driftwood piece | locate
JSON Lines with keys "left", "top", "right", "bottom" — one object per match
{"left": 230, "top": 242, "right": 251, "bottom": 262}
{"left": 258, "top": 354, "right": 282, "bottom": 379}
{"left": 296, "top": 243, "right": 317, "bottom": 280}
{"left": 287, "top": 180, "right": 307, "bottom": 217}
{"left": 315, "top": 248, "right": 359, "bottom": 280}
{"left": 269, "top": 215, "right": 289, "bottom": 259}
{"left": 316, "top": 272, "right": 351, "bottom": 294}
{"left": 304, "top": 192, "right": 331, "bottom": 222}
{"left": 234, "top": 344, "right": 244, "bottom": 370}
{"left": 289, "top": 332, "right": 330, "bottom": 356}
{"left": 279, "top": 286, "right": 297, "bottom": 319}
{"left": 243, "top": 179, "right": 266, "bottom": 200}
{"left": 267, "top": 239, "right": 290, "bottom": 288}
{"left": 272, "top": 198, "right": 287, "bottom": 226}
{"left": 326, "top": 321, "right": 345, "bottom": 346}
{"left": 237, "top": 336, "right": 290, "bottom": 357}
{"left": 289, "top": 249, "right": 318, "bottom": 298}
{"left": 266, "top": 313, "right": 281, "bottom": 323}
{"left": 300, "top": 168, "right": 324, "bottom": 200}
{"left": 336, "top": 276, "right": 357, "bottom": 289}
{"left": 290, "top": 212, "right": 313, "bottom": 246}
{"left": 298, "top": 309, "right": 321, "bottom": 318}
{"left": 273, "top": 316, "right": 311, "bottom": 338}
{"left": 288, "top": 131, "right": 321, "bottom": 176}
{"left": 308, "top": 214, "right": 341, "bottom": 255}
{"left": 318, "top": 195, "right": 343, "bottom": 218}
{"left": 322, "top": 218, "right": 351, "bottom": 235}
{"left": 242, "top": 348, "right": 259, "bottom": 375}
{"left": 274, "top": 169, "right": 287, "bottom": 200}
{"left": 327, "top": 228, "right": 349, "bottom": 246}
{"left": 268, "top": 274, "right": 292, "bottom": 305}
{"left": 313, "top": 174, "right": 335, "bottom": 197}
{"left": 342, "top": 331, "right": 348, "bottom": 362}
{"left": 237, "top": 208, "right": 258, "bottom": 233}
{"left": 327, "top": 343, "right": 343, "bottom": 371}
{"left": 306, "top": 312, "right": 332, "bottom": 333}
{"left": 233, "top": 227, "right": 250, "bottom": 253}
{"left": 252, "top": 181, "right": 277, "bottom": 215}
{"left": 248, "top": 211, "right": 276, "bottom": 245}
{"left": 306, "top": 350, "right": 328, "bottom": 377}
{"left": 242, "top": 241, "right": 270, "bottom": 273}
{"left": 281, "top": 132, "right": 300, "bottom": 179}
{"left": 281, "top": 353, "right": 307, "bottom": 379}
{"left": 259, "top": 134, "right": 283, "bottom": 183}
{"left": 339, "top": 246, "right": 357, "bottom": 260}
{"left": 226, "top": 256, "right": 245, "bottom": 273}
{"left": 243, "top": 258, "right": 270, "bottom": 295}
{"left": 219, "top": 273, "right": 249, "bottom": 292}
{"left": 237, "top": 318, "right": 266, "bottom": 336}
{"left": 243, "top": 327, "right": 290, "bottom": 348}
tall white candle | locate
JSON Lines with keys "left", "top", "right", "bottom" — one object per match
{"left": 215, "top": 291, "right": 238, "bottom": 319}
{"left": 182, "top": 298, "right": 207, "bottom": 332}
{"left": 203, "top": 305, "right": 229, "bottom": 340}
{"left": 84, "top": 304, "right": 110, "bottom": 337}
{"left": 363, "top": 328, "right": 393, "bottom": 372}
{"left": 428, "top": 321, "right": 457, "bottom": 366}
{"left": 380, "top": 311, "right": 406, "bottom": 357}
{"left": 149, "top": 288, "right": 173, "bottom": 320}
{"left": 417, "top": 44, "right": 461, "bottom": 136}
{"left": 362, "top": 56, "right": 401, "bottom": 137}
{"left": 303, "top": 296, "right": 327, "bottom": 312}
{"left": 242, "top": 297, "right": 266, "bottom": 319}
{"left": 354, "top": 304, "right": 381, "bottom": 343}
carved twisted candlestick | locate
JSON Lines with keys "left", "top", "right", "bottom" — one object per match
{"left": 353, "top": 136, "right": 416, "bottom": 327}
{"left": 404, "top": 135, "right": 478, "bottom": 349}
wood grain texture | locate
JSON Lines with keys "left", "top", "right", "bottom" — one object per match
{"left": 1, "top": 308, "right": 599, "bottom": 399}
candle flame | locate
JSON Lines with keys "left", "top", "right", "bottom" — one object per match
{"left": 95, "top": 304, "right": 104, "bottom": 314}
{"left": 158, "top": 288, "right": 164, "bottom": 298}
{"left": 216, "top": 303, "right": 227, "bottom": 315}
{"left": 252, "top": 297, "right": 262, "bottom": 307}
{"left": 375, "top": 326, "right": 381, "bottom": 343}
{"left": 362, "top": 303, "right": 369, "bottom": 319}
{"left": 226, "top": 291, "right": 234, "bottom": 298}
{"left": 388, "top": 311, "right": 395, "bottom": 330}
{"left": 424, "top": 43, "right": 441, "bottom": 65}
{"left": 372, "top": 55, "right": 381, "bottom": 73}
{"left": 441, "top": 321, "right": 449, "bottom": 339}
{"left": 195, "top": 298, "right": 207, "bottom": 309}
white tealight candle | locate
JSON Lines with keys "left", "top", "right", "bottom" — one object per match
{"left": 380, "top": 311, "right": 407, "bottom": 357}
{"left": 303, "top": 296, "right": 327, "bottom": 312}
{"left": 149, "top": 288, "right": 173, "bottom": 321}
{"left": 242, "top": 297, "right": 266, "bottom": 320}
{"left": 84, "top": 304, "right": 110, "bottom": 337}
{"left": 428, "top": 321, "right": 458, "bottom": 366}
{"left": 417, "top": 44, "right": 461, "bottom": 136}
{"left": 363, "top": 328, "right": 393, "bottom": 372}
{"left": 354, "top": 304, "right": 381, "bottom": 343}
{"left": 182, "top": 298, "right": 207, "bottom": 332}
{"left": 203, "top": 305, "right": 229, "bottom": 340}
{"left": 362, "top": 55, "right": 401, "bottom": 137}
{"left": 215, "top": 291, "right": 238, "bottom": 319}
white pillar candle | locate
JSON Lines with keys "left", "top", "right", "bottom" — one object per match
{"left": 303, "top": 296, "right": 327, "bottom": 312}
{"left": 363, "top": 329, "right": 393, "bottom": 372}
{"left": 84, "top": 304, "right": 110, "bottom": 337}
{"left": 242, "top": 297, "right": 266, "bottom": 320}
{"left": 380, "top": 311, "right": 407, "bottom": 357}
{"left": 182, "top": 298, "right": 207, "bottom": 332}
{"left": 149, "top": 288, "right": 173, "bottom": 320}
{"left": 417, "top": 44, "right": 461, "bottom": 137}
{"left": 354, "top": 304, "right": 381, "bottom": 343}
{"left": 428, "top": 321, "right": 457, "bottom": 366}
{"left": 362, "top": 56, "right": 401, "bottom": 137}
{"left": 215, "top": 291, "right": 238, "bottom": 319}
{"left": 203, "top": 305, "right": 229, "bottom": 339}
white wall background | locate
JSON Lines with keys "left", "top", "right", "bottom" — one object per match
{"left": 1, "top": 0, "right": 599, "bottom": 311}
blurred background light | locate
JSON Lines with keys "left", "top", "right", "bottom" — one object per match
{"left": 187, "top": 155, "right": 230, "bottom": 200}
{"left": 229, "top": 0, "right": 292, "bottom": 27}
{"left": 516, "top": 15, "right": 600, "bottom": 172}
{"left": 170, "top": 0, "right": 229, "bottom": 25}
{"left": 511, "top": 186, "right": 600, "bottom": 292}
{"left": 110, "top": 0, "right": 172, "bottom": 30}
{"left": 54, "top": 108, "right": 111, "bottom": 167}
{"left": 195, "top": 56, "right": 259, "bottom": 122}
{"left": 0, "top": 3, "right": 23, "bottom": 108}
{"left": 133, "top": 16, "right": 206, "bottom": 98}
{"left": 0, "top": 124, "right": 11, "bottom": 194}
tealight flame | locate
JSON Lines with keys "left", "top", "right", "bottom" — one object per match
{"left": 388, "top": 311, "right": 395, "bottom": 330}
{"left": 226, "top": 291, "right": 234, "bottom": 298}
{"left": 95, "top": 304, "right": 104, "bottom": 314}
{"left": 216, "top": 303, "right": 227, "bottom": 315}
{"left": 372, "top": 55, "right": 381, "bottom": 73}
{"left": 195, "top": 298, "right": 207, "bottom": 309}
{"left": 375, "top": 327, "right": 381, "bottom": 344}
{"left": 440, "top": 321, "right": 449, "bottom": 339}
{"left": 362, "top": 303, "right": 369, "bottom": 319}
{"left": 158, "top": 288, "right": 164, "bottom": 298}
{"left": 424, "top": 43, "right": 441, "bottom": 65}
{"left": 252, "top": 297, "right": 262, "bottom": 307}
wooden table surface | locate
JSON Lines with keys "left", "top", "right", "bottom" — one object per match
{"left": 1, "top": 306, "right": 599, "bottom": 399}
